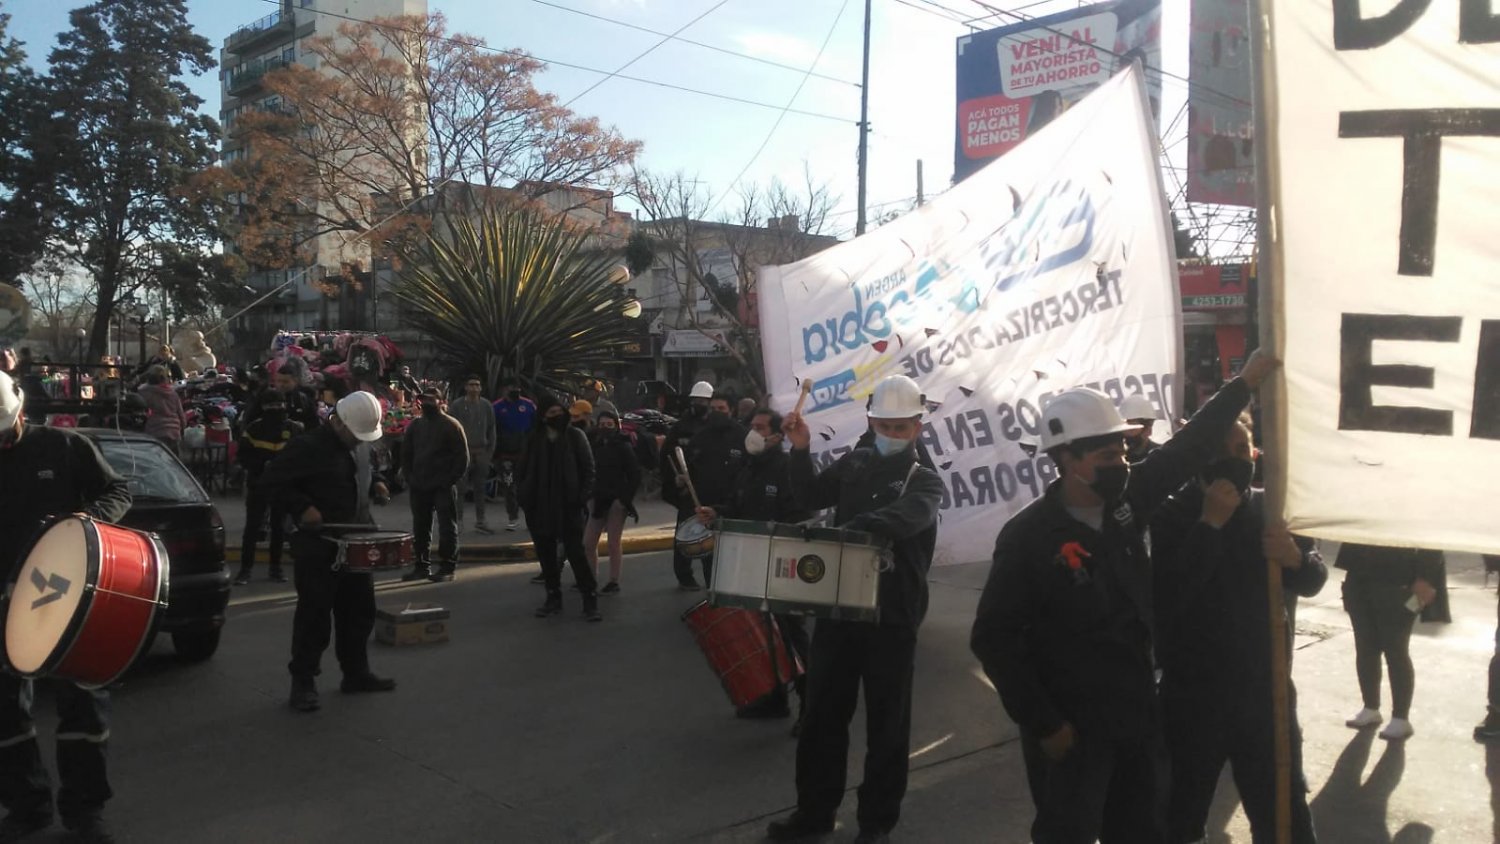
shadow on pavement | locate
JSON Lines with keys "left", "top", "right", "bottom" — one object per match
{"left": 1310, "top": 730, "right": 1433, "bottom": 843}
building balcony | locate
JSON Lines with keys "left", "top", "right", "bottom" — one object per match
{"left": 224, "top": 10, "right": 295, "bottom": 55}
{"left": 226, "top": 57, "right": 287, "bottom": 97}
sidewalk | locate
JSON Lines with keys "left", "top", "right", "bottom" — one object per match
{"left": 214, "top": 488, "right": 679, "bottom": 564}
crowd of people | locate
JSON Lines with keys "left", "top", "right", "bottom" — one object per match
{"left": 5, "top": 340, "right": 1500, "bottom": 842}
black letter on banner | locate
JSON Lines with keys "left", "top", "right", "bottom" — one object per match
{"left": 1471, "top": 320, "right": 1500, "bottom": 439}
{"left": 1340, "top": 313, "right": 1461, "bottom": 435}
{"left": 1462, "top": 0, "right": 1500, "bottom": 43}
{"left": 1333, "top": 0, "right": 1431, "bottom": 49}
{"left": 1340, "top": 110, "right": 1500, "bottom": 276}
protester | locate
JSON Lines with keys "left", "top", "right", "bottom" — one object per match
{"left": 580, "top": 379, "right": 618, "bottom": 420}
{"left": 970, "top": 350, "right": 1277, "bottom": 843}
{"left": 450, "top": 375, "right": 497, "bottom": 534}
{"left": 260, "top": 391, "right": 395, "bottom": 713}
{"left": 695, "top": 407, "right": 812, "bottom": 725}
{"left": 736, "top": 396, "right": 758, "bottom": 427}
{"left": 570, "top": 399, "right": 593, "bottom": 432}
{"left": 400, "top": 388, "right": 469, "bottom": 583}
{"left": 584, "top": 410, "right": 640, "bottom": 594}
{"left": 660, "top": 381, "right": 713, "bottom": 588}
{"left": 518, "top": 395, "right": 600, "bottom": 622}
{"left": 0, "top": 371, "right": 132, "bottom": 841}
{"left": 234, "top": 389, "right": 304, "bottom": 585}
{"left": 1477, "top": 555, "right": 1500, "bottom": 743}
{"left": 137, "top": 365, "right": 186, "bottom": 455}
{"left": 1151, "top": 411, "right": 1325, "bottom": 843}
{"left": 764, "top": 376, "right": 942, "bottom": 844}
{"left": 1338, "top": 543, "right": 1444, "bottom": 741}
{"left": 136, "top": 344, "right": 184, "bottom": 382}
{"left": 493, "top": 383, "right": 536, "bottom": 532}
{"left": 1120, "top": 393, "right": 1161, "bottom": 461}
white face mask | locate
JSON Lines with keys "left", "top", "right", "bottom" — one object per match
{"left": 745, "top": 430, "right": 766, "bottom": 455}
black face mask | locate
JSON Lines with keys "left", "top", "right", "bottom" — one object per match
{"left": 572, "top": 419, "right": 589, "bottom": 430}
{"left": 546, "top": 414, "right": 568, "bottom": 431}
{"left": 1202, "top": 457, "right": 1255, "bottom": 495}
{"left": 508, "top": 390, "right": 521, "bottom": 401}
{"left": 261, "top": 409, "right": 286, "bottom": 424}
{"left": 1089, "top": 464, "right": 1130, "bottom": 501}
{"left": 689, "top": 404, "right": 709, "bottom": 419}
{"left": 706, "top": 410, "right": 729, "bottom": 425}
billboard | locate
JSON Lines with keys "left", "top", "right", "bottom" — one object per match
{"left": 954, "top": 0, "right": 1161, "bottom": 182}
{"left": 1186, "top": 0, "right": 1255, "bottom": 205}
{"left": 1178, "top": 262, "right": 1248, "bottom": 310}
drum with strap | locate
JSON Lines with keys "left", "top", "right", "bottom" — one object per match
{"left": 4, "top": 516, "right": 169, "bottom": 688}
{"left": 681, "top": 600, "right": 803, "bottom": 708}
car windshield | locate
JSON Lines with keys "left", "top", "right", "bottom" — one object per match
{"left": 95, "top": 439, "right": 209, "bottom": 504}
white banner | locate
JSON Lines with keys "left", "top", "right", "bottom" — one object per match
{"left": 1261, "top": 0, "right": 1500, "bottom": 553}
{"left": 758, "top": 67, "right": 1181, "bottom": 565}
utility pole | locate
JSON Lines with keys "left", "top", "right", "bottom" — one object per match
{"left": 856, "top": 0, "right": 872, "bottom": 236}
{"left": 916, "top": 159, "right": 925, "bottom": 207}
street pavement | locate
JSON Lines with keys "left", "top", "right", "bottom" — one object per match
{"left": 17, "top": 543, "right": 1500, "bottom": 841}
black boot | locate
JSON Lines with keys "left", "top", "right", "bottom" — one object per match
{"left": 535, "top": 591, "right": 562, "bottom": 617}
{"left": 428, "top": 562, "right": 456, "bottom": 582}
{"left": 582, "top": 592, "right": 602, "bottom": 623}
{"left": 766, "top": 811, "right": 835, "bottom": 841}
{"left": 289, "top": 676, "right": 319, "bottom": 712}
{"left": 401, "top": 562, "right": 433, "bottom": 582}
{"left": 233, "top": 567, "right": 252, "bottom": 586}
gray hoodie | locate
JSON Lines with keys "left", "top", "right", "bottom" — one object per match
{"left": 448, "top": 395, "right": 496, "bottom": 456}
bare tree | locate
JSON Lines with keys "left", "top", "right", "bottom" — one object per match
{"left": 630, "top": 166, "right": 838, "bottom": 398}
{"left": 21, "top": 254, "right": 95, "bottom": 355}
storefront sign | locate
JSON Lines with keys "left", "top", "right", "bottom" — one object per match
{"left": 663, "top": 329, "right": 733, "bottom": 357}
{"left": 1179, "top": 263, "right": 1249, "bottom": 310}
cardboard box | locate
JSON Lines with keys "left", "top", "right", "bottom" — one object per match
{"left": 375, "top": 603, "right": 450, "bottom": 646}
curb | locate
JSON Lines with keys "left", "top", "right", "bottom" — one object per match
{"left": 224, "top": 533, "right": 676, "bottom": 565}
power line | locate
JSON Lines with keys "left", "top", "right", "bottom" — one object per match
{"left": 561, "top": 0, "right": 735, "bottom": 108}
{"left": 250, "top": 0, "right": 857, "bottom": 124}
{"left": 704, "top": 0, "right": 854, "bottom": 215}
{"left": 889, "top": 0, "right": 975, "bottom": 28}
{"left": 525, "top": 0, "right": 860, "bottom": 88}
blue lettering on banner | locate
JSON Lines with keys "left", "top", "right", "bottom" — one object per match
{"left": 807, "top": 369, "right": 858, "bottom": 413}
{"left": 983, "top": 179, "right": 1096, "bottom": 293}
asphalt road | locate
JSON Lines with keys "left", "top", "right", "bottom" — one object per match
{"left": 15, "top": 549, "right": 1500, "bottom": 842}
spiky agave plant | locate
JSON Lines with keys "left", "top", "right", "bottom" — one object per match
{"left": 393, "top": 204, "right": 638, "bottom": 396}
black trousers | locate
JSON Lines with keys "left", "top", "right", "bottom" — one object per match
{"left": 535, "top": 525, "right": 597, "bottom": 598}
{"left": 1019, "top": 724, "right": 1165, "bottom": 844}
{"left": 410, "top": 485, "right": 459, "bottom": 565}
{"left": 794, "top": 620, "right": 917, "bottom": 834}
{"left": 1489, "top": 563, "right": 1500, "bottom": 712}
{"left": 1162, "top": 678, "right": 1316, "bottom": 844}
{"left": 239, "top": 475, "right": 285, "bottom": 573}
{"left": 1341, "top": 577, "right": 1417, "bottom": 718}
{"left": 287, "top": 536, "right": 375, "bottom": 680}
{"left": 0, "top": 675, "right": 110, "bottom": 821}
{"left": 672, "top": 507, "right": 713, "bottom": 586}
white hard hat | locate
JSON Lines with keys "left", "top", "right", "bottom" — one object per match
{"left": 867, "top": 375, "right": 925, "bottom": 420}
{"left": 0, "top": 371, "right": 21, "bottom": 431}
{"left": 1118, "top": 394, "right": 1157, "bottom": 423}
{"left": 1039, "top": 387, "right": 1141, "bottom": 451}
{"left": 335, "top": 391, "right": 384, "bottom": 442}
{"left": 689, "top": 381, "right": 715, "bottom": 399}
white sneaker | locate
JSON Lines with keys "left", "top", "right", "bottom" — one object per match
{"left": 1379, "top": 717, "right": 1414, "bottom": 741}
{"left": 1346, "top": 708, "right": 1383, "bottom": 729}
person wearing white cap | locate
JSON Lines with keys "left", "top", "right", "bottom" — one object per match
{"left": 970, "top": 350, "right": 1278, "bottom": 843}
{"left": 767, "top": 374, "right": 944, "bottom": 844}
{"left": 259, "top": 390, "right": 395, "bottom": 713}
{"left": 1119, "top": 392, "right": 1162, "bottom": 462}
{"left": 659, "top": 379, "right": 728, "bottom": 590}
{"left": 0, "top": 370, "right": 132, "bottom": 841}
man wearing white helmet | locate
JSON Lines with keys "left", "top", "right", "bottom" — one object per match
{"left": 260, "top": 390, "right": 396, "bottom": 713}
{"left": 659, "top": 380, "right": 738, "bottom": 590}
{"left": 971, "top": 350, "right": 1278, "bottom": 843}
{"left": 0, "top": 370, "right": 132, "bottom": 840}
{"left": 767, "top": 374, "right": 944, "bottom": 844}
{"left": 1119, "top": 392, "right": 1161, "bottom": 462}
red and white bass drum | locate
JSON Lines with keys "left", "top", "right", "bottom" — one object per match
{"left": 3, "top": 516, "right": 169, "bottom": 688}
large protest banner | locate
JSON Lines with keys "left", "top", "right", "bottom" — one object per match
{"left": 1186, "top": 0, "right": 1254, "bottom": 205}
{"left": 759, "top": 66, "right": 1179, "bottom": 566}
{"left": 954, "top": 0, "right": 1161, "bottom": 182}
{"left": 1258, "top": 0, "right": 1500, "bottom": 552}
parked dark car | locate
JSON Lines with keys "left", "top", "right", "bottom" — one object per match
{"left": 79, "top": 428, "right": 231, "bottom": 663}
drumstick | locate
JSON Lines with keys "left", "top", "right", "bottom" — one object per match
{"left": 791, "top": 379, "right": 813, "bottom": 417}
{"left": 673, "top": 446, "right": 704, "bottom": 510}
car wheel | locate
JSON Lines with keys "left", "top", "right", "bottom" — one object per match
{"left": 172, "top": 629, "right": 222, "bottom": 663}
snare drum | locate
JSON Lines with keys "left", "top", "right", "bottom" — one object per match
{"left": 681, "top": 601, "right": 803, "bottom": 708}
{"left": 711, "top": 519, "right": 888, "bottom": 622}
{"left": 4, "top": 516, "right": 169, "bottom": 688}
{"left": 674, "top": 518, "right": 715, "bottom": 560}
{"left": 328, "top": 531, "right": 413, "bottom": 572}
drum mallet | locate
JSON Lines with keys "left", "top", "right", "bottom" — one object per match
{"left": 791, "top": 378, "right": 813, "bottom": 418}
{"left": 673, "top": 446, "right": 704, "bottom": 510}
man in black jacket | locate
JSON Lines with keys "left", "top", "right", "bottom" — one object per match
{"left": 1151, "top": 414, "right": 1324, "bottom": 844}
{"left": 766, "top": 375, "right": 944, "bottom": 844}
{"left": 970, "top": 350, "right": 1276, "bottom": 844}
{"left": 399, "top": 388, "right": 469, "bottom": 583}
{"left": 662, "top": 384, "right": 745, "bottom": 590}
{"left": 0, "top": 371, "right": 132, "bottom": 841}
{"left": 260, "top": 391, "right": 395, "bottom": 713}
{"left": 660, "top": 384, "right": 706, "bottom": 588}
{"left": 696, "top": 408, "right": 812, "bottom": 722}
{"left": 234, "top": 389, "right": 304, "bottom": 585}
{"left": 519, "top": 395, "right": 600, "bottom": 622}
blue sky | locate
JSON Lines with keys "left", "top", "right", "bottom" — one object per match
{"left": 7, "top": 0, "right": 1193, "bottom": 239}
